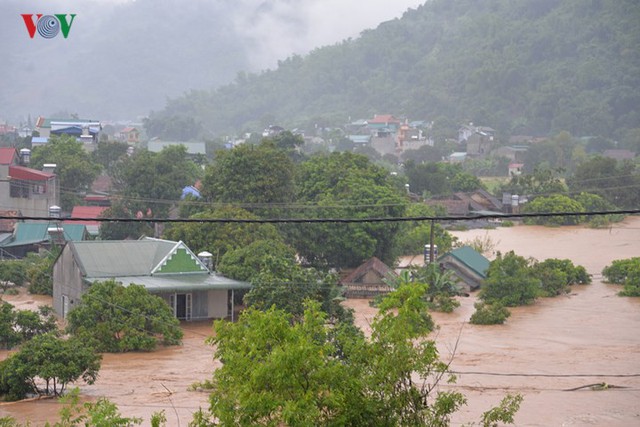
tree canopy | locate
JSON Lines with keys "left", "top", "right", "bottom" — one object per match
{"left": 0, "top": 334, "right": 101, "bottom": 400}
{"left": 30, "top": 135, "right": 101, "bottom": 211}
{"left": 111, "top": 145, "right": 201, "bottom": 217}
{"left": 199, "top": 287, "right": 522, "bottom": 426}
{"left": 289, "top": 152, "right": 407, "bottom": 268}
{"left": 202, "top": 140, "right": 295, "bottom": 209}
{"left": 65, "top": 280, "right": 183, "bottom": 352}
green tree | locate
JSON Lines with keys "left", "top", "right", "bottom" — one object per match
{"left": 498, "top": 167, "right": 566, "bottom": 198}
{"left": 394, "top": 203, "right": 456, "bottom": 256}
{"left": 200, "top": 286, "right": 521, "bottom": 426}
{"left": 164, "top": 206, "right": 283, "bottom": 269}
{"left": 567, "top": 156, "right": 640, "bottom": 209}
{"left": 25, "top": 248, "right": 61, "bottom": 295}
{"left": 217, "top": 239, "right": 297, "bottom": 282}
{"left": 522, "top": 194, "right": 584, "bottom": 226}
{"left": 244, "top": 257, "right": 348, "bottom": 323}
{"left": 602, "top": 257, "right": 640, "bottom": 297}
{"left": 532, "top": 258, "right": 591, "bottom": 297}
{"left": 30, "top": 135, "right": 101, "bottom": 211}
{"left": 480, "top": 251, "right": 540, "bottom": 307}
{"left": 0, "top": 260, "right": 27, "bottom": 292}
{"left": 291, "top": 152, "right": 407, "bottom": 268}
{"left": 573, "top": 192, "right": 622, "bottom": 227}
{"left": 469, "top": 302, "right": 511, "bottom": 325}
{"left": 111, "top": 145, "right": 201, "bottom": 217}
{"left": 91, "top": 140, "right": 129, "bottom": 173}
{"left": 0, "top": 334, "right": 101, "bottom": 400}
{"left": 98, "top": 200, "right": 154, "bottom": 240}
{"left": 66, "top": 280, "right": 183, "bottom": 352}
{"left": 202, "top": 140, "right": 295, "bottom": 213}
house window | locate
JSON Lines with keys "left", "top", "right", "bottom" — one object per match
{"left": 10, "top": 180, "right": 29, "bottom": 198}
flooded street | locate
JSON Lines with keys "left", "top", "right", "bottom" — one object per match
{"left": 2, "top": 217, "right": 640, "bottom": 426}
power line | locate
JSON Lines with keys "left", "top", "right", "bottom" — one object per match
{"left": 2, "top": 209, "right": 639, "bottom": 224}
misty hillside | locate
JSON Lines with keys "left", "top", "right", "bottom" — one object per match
{"left": 155, "top": 0, "right": 640, "bottom": 138}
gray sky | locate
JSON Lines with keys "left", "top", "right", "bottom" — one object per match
{"left": 10, "top": 0, "right": 424, "bottom": 68}
{"left": 1, "top": 0, "right": 425, "bottom": 120}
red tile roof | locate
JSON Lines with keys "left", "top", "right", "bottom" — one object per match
{"left": 368, "top": 114, "right": 400, "bottom": 124}
{"left": 66, "top": 206, "right": 108, "bottom": 228}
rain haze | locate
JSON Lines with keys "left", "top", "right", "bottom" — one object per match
{"left": 0, "top": 0, "right": 423, "bottom": 120}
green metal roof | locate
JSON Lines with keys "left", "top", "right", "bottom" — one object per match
{"left": 85, "top": 274, "right": 251, "bottom": 292}
{"left": 68, "top": 238, "right": 195, "bottom": 277}
{"left": 1, "top": 222, "right": 87, "bottom": 248}
{"left": 441, "top": 246, "right": 490, "bottom": 279}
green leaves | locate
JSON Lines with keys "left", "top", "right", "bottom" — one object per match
{"left": 602, "top": 257, "right": 640, "bottom": 297}
{"left": 0, "top": 334, "right": 101, "bottom": 400}
{"left": 30, "top": 135, "right": 101, "bottom": 211}
{"left": 65, "top": 280, "right": 183, "bottom": 352}
{"left": 202, "top": 283, "right": 504, "bottom": 426}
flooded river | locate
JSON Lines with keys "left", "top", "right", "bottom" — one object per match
{"left": 1, "top": 217, "right": 640, "bottom": 426}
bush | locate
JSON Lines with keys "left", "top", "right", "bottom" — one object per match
{"left": 470, "top": 302, "right": 511, "bottom": 325}
{"left": 533, "top": 258, "right": 591, "bottom": 297}
{"left": 66, "top": 280, "right": 183, "bottom": 352}
{"left": 428, "top": 293, "right": 461, "bottom": 313}
{"left": 480, "top": 251, "right": 540, "bottom": 306}
{"left": 0, "top": 334, "right": 101, "bottom": 400}
{"left": 602, "top": 258, "right": 640, "bottom": 297}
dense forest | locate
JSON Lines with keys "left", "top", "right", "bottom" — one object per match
{"left": 153, "top": 0, "right": 640, "bottom": 139}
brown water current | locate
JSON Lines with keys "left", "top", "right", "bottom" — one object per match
{"left": 1, "top": 217, "right": 640, "bottom": 426}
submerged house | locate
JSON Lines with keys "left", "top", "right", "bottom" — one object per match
{"left": 52, "top": 237, "right": 249, "bottom": 320}
{"left": 438, "top": 246, "right": 490, "bottom": 292}
{"left": 340, "top": 257, "right": 397, "bottom": 298}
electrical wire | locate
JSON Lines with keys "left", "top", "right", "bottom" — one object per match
{"left": 2, "top": 208, "right": 638, "bottom": 224}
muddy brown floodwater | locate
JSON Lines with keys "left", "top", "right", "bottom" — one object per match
{"left": 2, "top": 217, "right": 640, "bottom": 426}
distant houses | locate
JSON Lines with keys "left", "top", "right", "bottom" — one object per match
{"left": 35, "top": 116, "right": 101, "bottom": 144}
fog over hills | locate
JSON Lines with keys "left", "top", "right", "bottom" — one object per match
{"left": 0, "top": 0, "right": 421, "bottom": 121}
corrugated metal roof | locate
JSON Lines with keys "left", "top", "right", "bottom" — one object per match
{"left": 442, "top": 246, "right": 490, "bottom": 279}
{"left": 1, "top": 222, "right": 87, "bottom": 248}
{"left": 69, "top": 239, "right": 178, "bottom": 277}
{"left": 85, "top": 273, "right": 250, "bottom": 292}
{"left": 9, "top": 165, "right": 55, "bottom": 181}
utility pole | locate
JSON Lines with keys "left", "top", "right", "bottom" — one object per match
{"left": 429, "top": 219, "right": 435, "bottom": 264}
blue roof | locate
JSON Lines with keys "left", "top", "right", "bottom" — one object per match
{"left": 181, "top": 186, "right": 201, "bottom": 199}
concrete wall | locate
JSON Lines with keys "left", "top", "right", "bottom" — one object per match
{"left": 52, "top": 244, "right": 86, "bottom": 317}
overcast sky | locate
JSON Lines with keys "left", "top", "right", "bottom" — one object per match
{"left": 1, "top": 0, "right": 425, "bottom": 120}
{"left": 9, "top": 0, "right": 424, "bottom": 68}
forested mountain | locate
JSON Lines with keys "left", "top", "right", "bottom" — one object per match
{"left": 155, "top": 0, "right": 640, "bottom": 138}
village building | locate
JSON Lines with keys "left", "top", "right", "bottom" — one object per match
{"left": 52, "top": 237, "right": 250, "bottom": 321}
{"left": 438, "top": 246, "right": 490, "bottom": 292}
{"left": 340, "top": 257, "right": 397, "bottom": 298}
{"left": 0, "top": 222, "right": 87, "bottom": 259}
{"left": 0, "top": 147, "right": 59, "bottom": 218}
